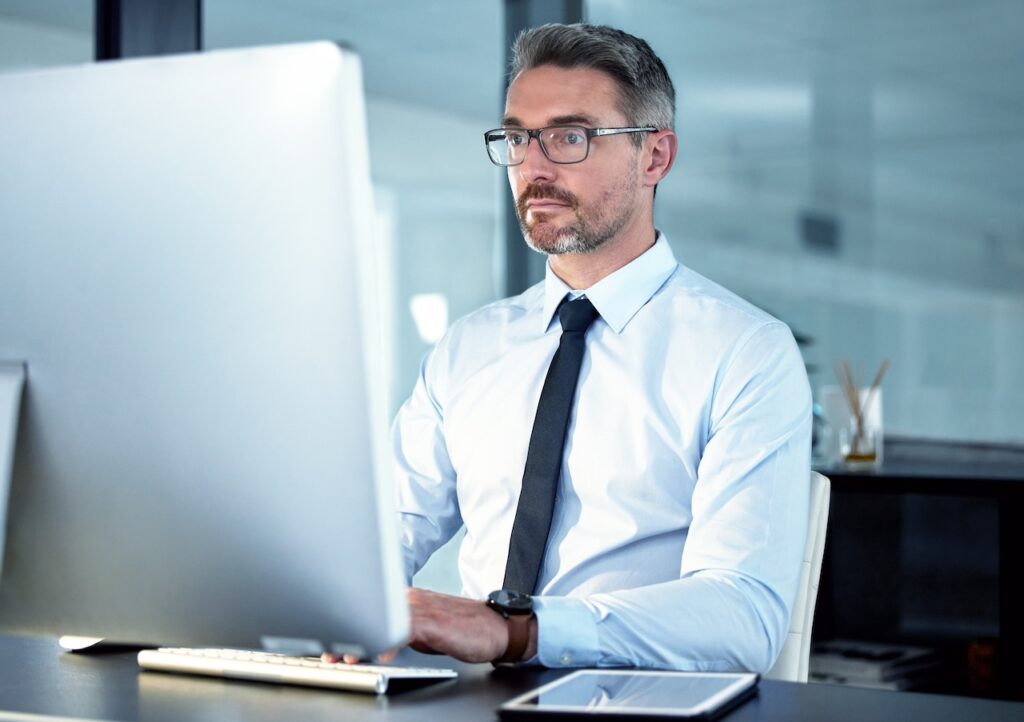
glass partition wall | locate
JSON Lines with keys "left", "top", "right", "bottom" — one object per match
{"left": 587, "top": 0, "right": 1024, "bottom": 446}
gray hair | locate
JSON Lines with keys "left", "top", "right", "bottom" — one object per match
{"left": 510, "top": 23, "right": 675, "bottom": 144}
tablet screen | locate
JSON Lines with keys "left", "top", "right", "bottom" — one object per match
{"left": 501, "top": 670, "right": 758, "bottom": 718}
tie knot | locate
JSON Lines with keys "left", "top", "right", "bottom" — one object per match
{"left": 558, "top": 296, "right": 599, "bottom": 334}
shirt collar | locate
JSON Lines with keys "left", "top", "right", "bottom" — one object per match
{"left": 540, "top": 233, "right": 679, "bottom": 334}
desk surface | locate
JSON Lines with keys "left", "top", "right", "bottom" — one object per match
{"left": 816, "top": 437, "right": 1024, "bottom": 486}
{"left": 2, "top": 635, "right": 1023, "bottom": 722}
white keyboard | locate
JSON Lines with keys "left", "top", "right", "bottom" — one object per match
{"left": 138, "top": 647, "right": 458, "bottom": 694}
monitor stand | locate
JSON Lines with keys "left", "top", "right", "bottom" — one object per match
{"left": 0, "top": 362, "right": 26, "bottom": 578}
{"left": 0, "top": 363, "right": 147, "bottom": 654}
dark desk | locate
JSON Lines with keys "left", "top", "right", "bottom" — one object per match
{"left": 815, "top": 438, "right": 1024, "bottom": 700}
{"left": 2, "top": 635, "right": 1023, "bottom": 722}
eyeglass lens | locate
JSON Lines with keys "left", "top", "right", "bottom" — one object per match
{"left": 487, "top": 127, "right": 589, "bottom": 166}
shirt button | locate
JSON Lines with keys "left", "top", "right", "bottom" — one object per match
{"left": 560, "top": 652, "right": 572, "bottom": 665}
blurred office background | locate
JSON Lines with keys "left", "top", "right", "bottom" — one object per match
{"left": 1, "top": 0, "right": 1022, "bottom": 693}
{"left": 4, "top": 0, "right": 1020, "bottom": 446}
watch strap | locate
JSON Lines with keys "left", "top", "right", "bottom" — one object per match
{"left": 493, "top": 612, "right": 533, "bottom": 664}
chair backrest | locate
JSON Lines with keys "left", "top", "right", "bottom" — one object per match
{"left": 764, "top": 471, "right": 831, "bottom": 682}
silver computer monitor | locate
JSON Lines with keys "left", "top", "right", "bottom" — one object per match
{"left": 0, "top": 42, "right": 408, "bottom": 657}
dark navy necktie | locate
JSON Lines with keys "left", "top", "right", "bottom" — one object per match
{"left": 502, "top": 296, "right": 600, "bottom": 594}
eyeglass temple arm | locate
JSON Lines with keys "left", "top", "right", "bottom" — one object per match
{"left": 591, "top": 126, "right": 658, "bottom": 137}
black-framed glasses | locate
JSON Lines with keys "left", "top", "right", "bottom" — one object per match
{"left": 483, "top": 125, "right": 658, "bottom": 166}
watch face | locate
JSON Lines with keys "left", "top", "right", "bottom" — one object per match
{"left": 489, "top": 589, "right": 532, "bottom": 613}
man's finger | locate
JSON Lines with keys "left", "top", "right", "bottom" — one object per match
{"left": 320, "top": 651, "right": 399, "bottom": 665}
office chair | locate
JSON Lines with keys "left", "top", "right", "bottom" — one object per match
{"left": 765, "top": 471, "right": 831, "bottom": 682}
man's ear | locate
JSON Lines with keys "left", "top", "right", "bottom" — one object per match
{"left": 642, "top": 130, "right": 677, "bottom": 188}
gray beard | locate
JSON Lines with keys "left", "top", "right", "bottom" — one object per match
{"left": 516, "top": 169, "right": 639, "bottom": 256}
{"left": 519, "top": 206, "right": 632, "bottom": 256}
{"left": 522, "top": 225, "right": 604, "bottom": 255}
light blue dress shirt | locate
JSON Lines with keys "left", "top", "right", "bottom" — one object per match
{"left": 393, "top": 235, "right": 812, "bottom": 672}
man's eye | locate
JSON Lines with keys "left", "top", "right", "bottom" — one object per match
{"left": 507, "top": 133, "right": 527, "bottom": 145}
{"left": 564, "top": 132, "right": 583, "bottom": 145}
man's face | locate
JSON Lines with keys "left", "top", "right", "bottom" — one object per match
{"left": 503, "top": 65, "right": 645, "bottom": 256}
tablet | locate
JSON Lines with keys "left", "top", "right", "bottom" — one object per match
{"left": 498, "top": 670, "right": 759, "bottom": 721}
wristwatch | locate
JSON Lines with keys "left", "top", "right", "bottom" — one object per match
{"left": 486, "top": 589, "right": 534, "bottom": 664}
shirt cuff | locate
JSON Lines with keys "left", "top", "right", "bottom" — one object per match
{"left": 532, "top": 596, "right": 600, "bottom": 668}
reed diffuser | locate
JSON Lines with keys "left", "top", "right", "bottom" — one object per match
{"left": 835, "top": 359, "right": 890, "bottom": 466}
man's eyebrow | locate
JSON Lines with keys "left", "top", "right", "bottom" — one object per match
{"left": 499, "top": 113, "right": 600, "bottom": 127}
{"left": 548, "top": 114, "right": 598, "bottom": 126}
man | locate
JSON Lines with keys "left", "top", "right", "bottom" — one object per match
{"left": 394, "top": 23, "right": 811, "bottom": 671}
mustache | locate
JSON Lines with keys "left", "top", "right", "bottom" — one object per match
{"left": 516, "top": 184, "right": 578, "bottom": 217}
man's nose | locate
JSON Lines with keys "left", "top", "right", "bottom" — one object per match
{"left": 516, "top": 136, "right": 557, "bottom": 184}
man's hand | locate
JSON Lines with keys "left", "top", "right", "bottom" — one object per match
{"left": 406, "top": 587, "right": 537, "bottom": 664}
